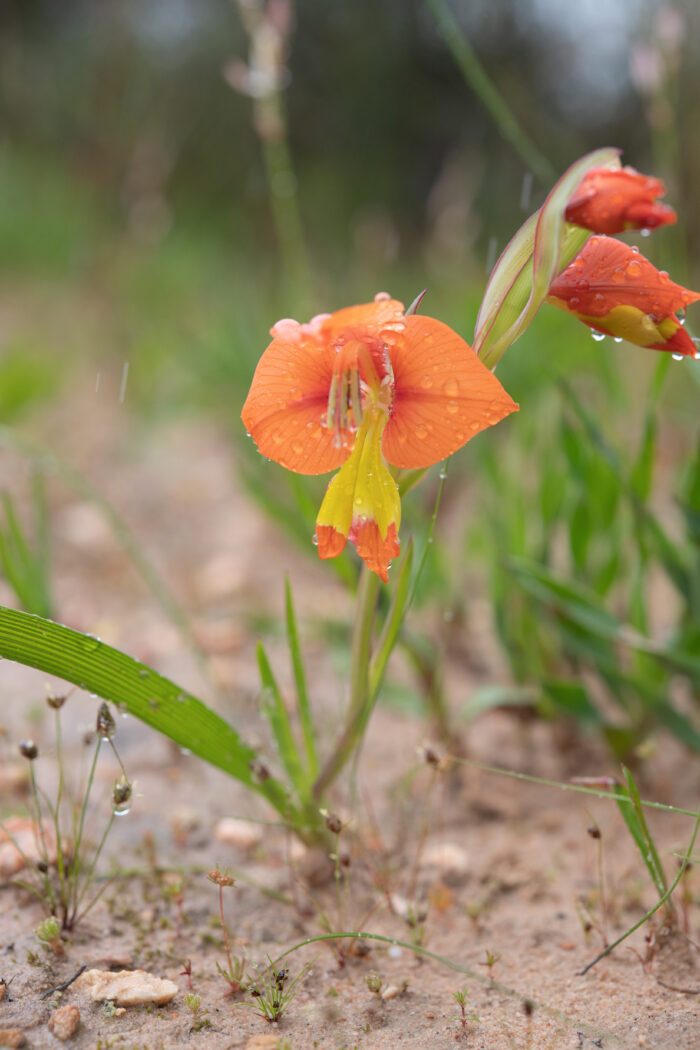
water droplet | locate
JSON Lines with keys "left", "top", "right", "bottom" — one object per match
{"left": 593, "top": 293, "right": 605, "bottom": 308}
{"left": 672, "top": 353, "right": 684, "bottom": 361}
{"left": 631, "top": 245, "right": 639, "bottom": 254}
{"left": 640, "top": 228, "right": 651, "bottom": 237}
{"left": 613, "top": 337, "right": 623, "bottom": 343}
{"left": 469, "top": 421, "right": 480, "bottom": 431}
{"left": 420, "top": 375, "right": 433, "bottom": 390}
{"left": 311, "top": 533, "right": 319, "bottom": 546}
{"left": 180, "top": 747, "right": 191, "bottom": 756}
{"left": 292, "top": 440, "right": 303, "bottom": 455}
{"left": 415, "top": 424, "right": 428, "bottom": 440}
{"left": 113, "top": 804, "right": 131, "bottom": 817}
{"left": 694, "top": 351, "right": 700, "bottom": 361}
{"left": 354, "top": 496, "right": 362, "bottom": 506}
{"left": 271, "top": 431, "right": 284, "bottom": 445}
{"left": 374, "top": 291, "right": 391, "bottom": 301}
{"left": 569, "top": 296, "right": 580, "bottom": 307}
{"left": 83, "top": 634, "right": 101, "bottom": 652}
{"left": 446, "top": 401, "right": 458, "bottom": 415}
{"left": 626, "top": 260, "right": 642, "bottom": 277}
{"left": 591, "top": 331, "right": 606, "bottom": 342}
{"left": 138, "top": 669, "right": 150, "bottom": 679}
{"left": 443, "top": 377, "right": 459, "bottom": 397}
{"left": 611, "top": 268, "right": 624, "bottom": 284}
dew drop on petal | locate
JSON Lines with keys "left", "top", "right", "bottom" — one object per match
{"left": 443, "top": 377, "right": 459, "bottom": 397}
{"left": 631, "top": 246, "right": 639, "bottom": 254}
{"left": 613, "top": 337, "right": 623, "bottom": 343}
{"left": 374, "top": 291, "right": 391, "bottom": 301}
{"left": 415, "top": 424, "right": 428, "bottom": 440}
{"left": 420, "top": 375, "right": 433, "bottom": 390}
{"left": 469, "top": 421, "right": 480, "bottom": 431}
{"left": 611, "top": 268, "right": 624, "bottom": 284}
{"left": 626, "top": 260, "right": 642, "bottom": 277}
{"left": 672, "top": 353, "right": 684, "bottom": 361}
{"left": 591, "top": 331, "right": 606, "bottom": 342}
{"left": 446, "top": 401, "right": 458, "bottom": 415}
{"left": 593, "top": 293, "right": 605, "bottom": 308}
{"left": 311, "top": 533, "right": 319, "bottom": 546}
{"left": 640, "top": 228, "right": 651, "bottom": 237}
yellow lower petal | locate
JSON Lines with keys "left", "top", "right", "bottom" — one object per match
{"left": 316, "top": 405, "right": 401, "bottom": 578}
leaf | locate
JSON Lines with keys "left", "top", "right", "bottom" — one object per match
{"left": 256, "top": 641, "right": 307, "bottom": 798}
{"left": 460, "top": 684, "right": 537, "bottom": 721}
{"left": 284, "top": 576, "right": 318, "bottom": 781}
{"left": 617, "top": 767, "right": 668, "bottom": 899}
{"left": 0, "top": 604, "right": 294, "bottom": 818}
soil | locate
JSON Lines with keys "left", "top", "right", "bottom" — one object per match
{"left": 1, "top": 377, "right": 699, "bottom": 1050}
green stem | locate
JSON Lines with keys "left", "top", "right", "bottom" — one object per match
{"left": 425, "top": 0, "right": 555, "bottom": 184}
{"left": 312, "top": 567, "right": 380, "bottom": 799}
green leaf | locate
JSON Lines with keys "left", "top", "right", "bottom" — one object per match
{"left": 0, "top": 605, "right": 293, "bottom": 818}
{"left": 617, "top": 767, "right": 668, "bottom": 900}
{"left": 256, "top": 640, "right": 307, "bottom": 798}
{"left": 460, "top": 684, "right": 537, "bottom": 721}
{"left": 285, "top": 576, "right": 318, "bottom": 781}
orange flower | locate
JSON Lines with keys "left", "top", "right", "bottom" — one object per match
{"left": 242, "top": 296, "right": 518, "bottom": 580}
{"left": 547, "top": 236, "right": 700, "bottom": 357}
{"left": 565, "top": 166, "right": 677, "bottom": 235}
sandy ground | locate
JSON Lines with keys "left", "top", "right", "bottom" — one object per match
{"left": 1, "top": 385, "right": 699, "bottom": 1050}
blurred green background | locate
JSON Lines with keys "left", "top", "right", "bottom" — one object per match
{"left": 1, "top": 0, "right": 699, "bottom": 757}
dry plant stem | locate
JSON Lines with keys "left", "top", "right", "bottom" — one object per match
{"left": 407, "top": 765, "right": 438, "bottom": 900}
{"left": 27, "top": 764, "right": 56, "bottom": 911}
{"left": 313, "top": 567, "right": 380, "bottom": 800}
{"left": 218, "top": 884, "right": 235, "bottom": 977}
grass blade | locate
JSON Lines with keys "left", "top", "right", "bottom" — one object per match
{"left": 284, "top": 576, "right": 318, "bottom": 781}
{"left": 256, "top": 640, "right": 306, "bottom": 798}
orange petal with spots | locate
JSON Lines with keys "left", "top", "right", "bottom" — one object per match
{"left": 241, "top": 323, "right": 349, "bottom": 475}
{"left": 316, "top": 524, "right": 347, "bottom": 560}
{"left": 349, "top": 521, "right": 400, "bottom": 584}
{"left": 382, "top": 315, "right": 519, "bottom": 470}
{"left": 548, "top": 236, "right": 700, "bottom": 319}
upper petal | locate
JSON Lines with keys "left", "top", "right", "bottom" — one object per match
{"left": 241, "top": 325, "right": 349, "bottom": 475}
{"left": 565, "top": 166, "right": 677, "bottom": 235}
{"left": 548, "top": 236, "right": 700, "bottom": 318}
{"left": 382, "top": 315, "right": 519, "bottom": 470}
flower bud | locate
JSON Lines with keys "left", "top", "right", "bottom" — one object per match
{"left": 19, "top": 740, "right": 38, "bottom": 760}
{"left": 96, "top": 703, "right": 116, "bottom": 739}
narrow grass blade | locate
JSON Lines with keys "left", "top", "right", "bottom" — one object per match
{"left": 284, "top": 576, "right": 318, "bottom": 780}
{"left": 617, "top": 766, "right": 668, "bottom": 900}
{"left": 369, "top": 537, "right": 414, "bottom": 702}
{"left": 256, "top": 640, "right": 306, "bottom": 797}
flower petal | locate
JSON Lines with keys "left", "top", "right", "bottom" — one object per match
{"left": 241, "top": 324, "right": 348, "bottom": 475}
{"left": 547, "top": 235, "right": 700, "bottom": 318}
{"left": 316, "top": 406, "right": 401, "bottom": 581}
{"left": 382, "top": 315, "right": 519, "bottom": 470}
{"left": 565, "top": 166, "right": 677, "bottom": 235}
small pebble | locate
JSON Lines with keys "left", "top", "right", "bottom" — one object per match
{"left": 381, "top": 985, "right": 400, "bottom": 1001}
{"left": 244, "top": 1035, "right": 279, "bottom": 1050}
{"left": 0, "top": 1030, "right": 25, "bottom": 1048}
{"left": 214, "top": 817, "right": 263, "bottom": 849}
{"left": 74, "top": 968, "right": 178, "bottom": 1006}
{"left": 48, "top": 1005, "right": 80, "bottom": 1040}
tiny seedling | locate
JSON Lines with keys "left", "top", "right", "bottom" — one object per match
{"left": 184, "top": 993, "right": 211, "bottom": 1031}
{"left": 364, "top": 970, "right": 382, "bottom": 996}
{"left": 477, "top": 949, "right": 500, "bottom": 981}
{"left": 1, "top": 697, "right": 132, "bottom": 930}
{"left": 207, "top": 869, "right": 246, "bottom": 994}
{"left": 237, "top": 955, "right": 314, "bottom": 1023}
{"left": 35, "top": 916, "right": 63, "bottom": 954}
{"left": 448, "top": 989, "right": 479, "bottom": 1042}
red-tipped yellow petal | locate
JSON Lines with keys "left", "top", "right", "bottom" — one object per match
{"left": 547, "top": 236, "right": 700, "bottom": 355}
{"left": 316, "top": 405, "right": 401, "bottom": 581}
{"left": 565, "top": 166, "right": 677, "bottom": 235}
{"left": 382, "top": 315, "right": 519, "bottom": 470}
{"left": 241, "top": 321, "right": 348, "bottom": 475}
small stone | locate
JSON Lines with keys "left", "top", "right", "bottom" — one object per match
{"left": 244, "top": 1036, "right": 279, "bottom": 1050}
{"left": 381, "top": 984, "right": 400, "bottom": 1001}
{"left": 0, "top": 1030, "right": 25, "bottom": 1048}
{"left": 48, "top": 1005, "right": 80, "bottom": 1040}
{"left": 0, "top": 817, "right": 58, "bottom": 879}
{"left": 214, "top": 817, "right": 263, "bottom": 850}
{"left": 422, "top": 841, "right": 469, "bottom": 874}
{"left": 0, "top": 981, "right": 6, "bottom": 1002}
{"left": 73, "top": 969, "right": 178, "bottom": 1007}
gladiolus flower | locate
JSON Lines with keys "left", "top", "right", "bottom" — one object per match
{"left": 565, "top": 166, "right": 677, "bottom": 235}
{"left": 547, "top": 236, "right": 700, "bottom": 357}
{"left": 242, "top": 296, "right": 518, "bottom": 580}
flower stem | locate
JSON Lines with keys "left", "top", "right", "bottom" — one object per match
{"left": 313, "top": 566, "right": 380, "bottom": 800}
